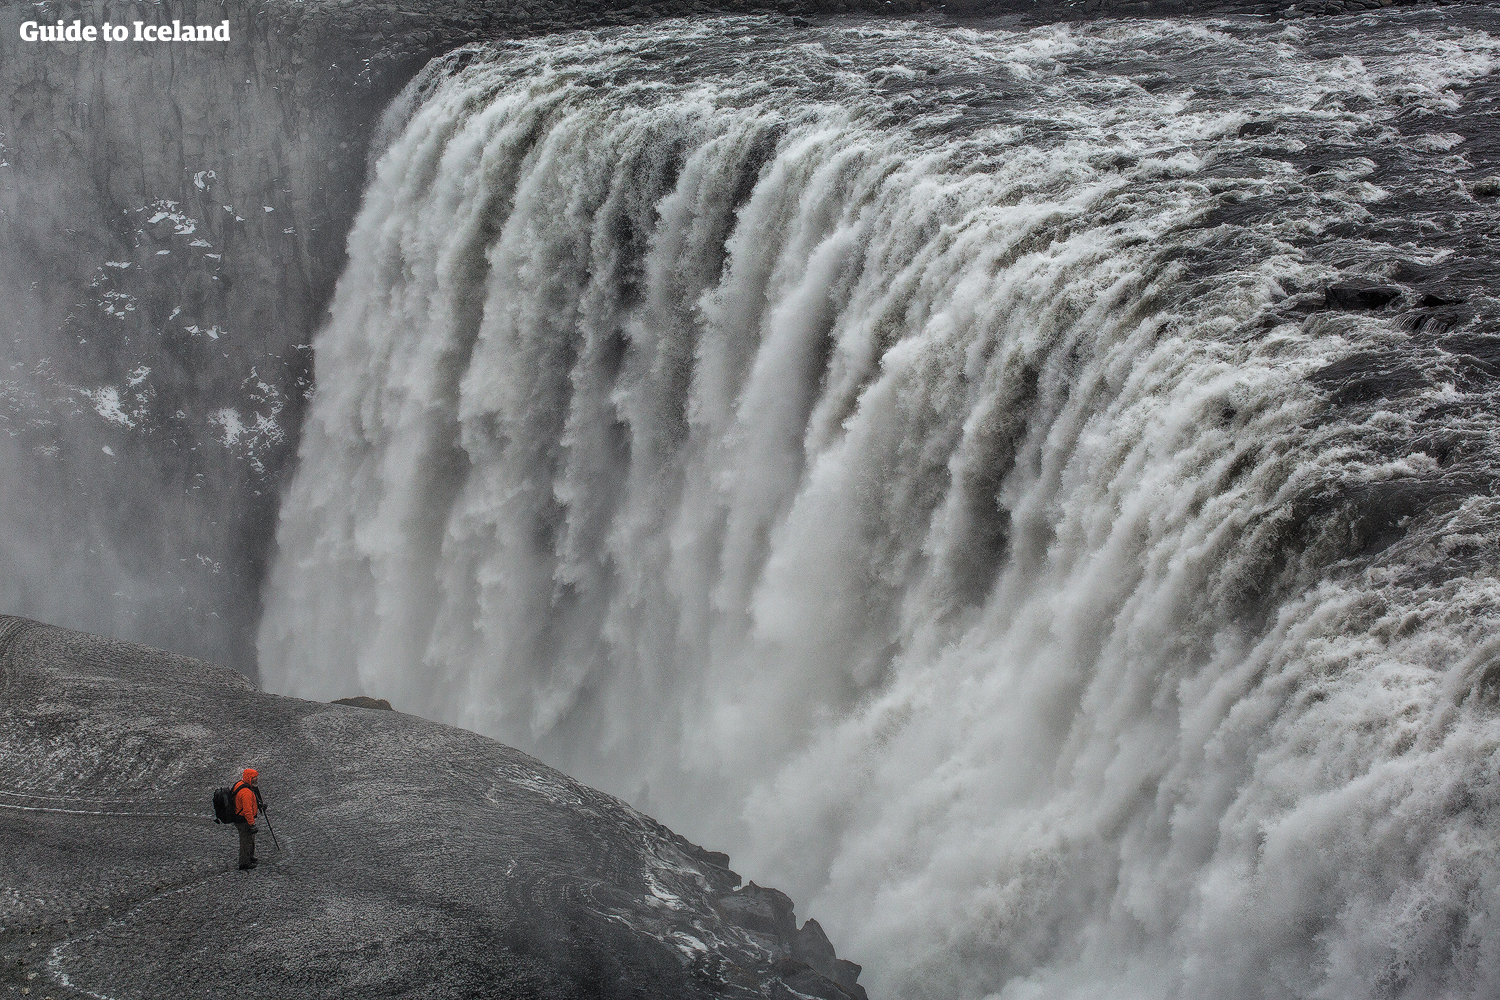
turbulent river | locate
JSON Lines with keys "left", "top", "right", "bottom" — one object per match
{"left": 259, "top": 11, "right": 1500, "bottom": 998}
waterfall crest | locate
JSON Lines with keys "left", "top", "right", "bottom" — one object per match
{"left": 260, "top": 16, "right": 1500, "bottom": 997}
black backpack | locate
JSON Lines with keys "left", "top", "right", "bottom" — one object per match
{"left": 212, "top": 780, "right": 249, "bottom": 824}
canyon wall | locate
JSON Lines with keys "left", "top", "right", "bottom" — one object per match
{"left": 0, "top": 0, "right": 392, "bottom": 668}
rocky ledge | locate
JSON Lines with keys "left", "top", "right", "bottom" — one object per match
{"left": 0, "top": 615, "right": 865, "bottom": 999}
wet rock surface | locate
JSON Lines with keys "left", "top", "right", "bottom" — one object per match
{"left": 1324, "top": 283, "right": 1403, "bottom": 310}
{"left": 0, "top": 615, "right": 865, "bottom": 999}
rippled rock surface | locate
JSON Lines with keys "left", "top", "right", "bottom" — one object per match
{"left": 0, "top": 615, "right": 865, "bottom": 999}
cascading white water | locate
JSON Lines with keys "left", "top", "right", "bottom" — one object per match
{"left": 259, "top": 13, "right": 1500, "bottom": 998}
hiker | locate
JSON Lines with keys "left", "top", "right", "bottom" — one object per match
{"left": 233, "top": 768, "right": 262, "bottom": 870}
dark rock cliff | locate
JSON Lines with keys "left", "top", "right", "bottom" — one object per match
{"left": 0, "top": 0, "right": 392, "bottom": 669}
{"left": 0, "top": 614, "right": 866, "bottom": 998}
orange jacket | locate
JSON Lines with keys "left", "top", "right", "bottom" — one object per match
{"left": 234, "top": 768, "right": 259, "bottom": 825}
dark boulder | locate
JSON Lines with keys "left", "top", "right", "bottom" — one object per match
{"left": 796, "top": 918, "right": 865, "bottom": 993}
{"left": 1325, "top": 284, "right": 1401, "bottom": 310}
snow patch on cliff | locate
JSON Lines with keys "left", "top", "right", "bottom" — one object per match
{"left": 84, "top": 387, "right": 135, "bottom": 429}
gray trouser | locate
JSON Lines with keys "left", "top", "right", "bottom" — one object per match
{"left": 237, "top": 821, "right": 257, "bottom": 867}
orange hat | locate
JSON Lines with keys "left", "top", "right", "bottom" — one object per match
{"left": 242, "top": 768, "right": 258, "bottom": 782}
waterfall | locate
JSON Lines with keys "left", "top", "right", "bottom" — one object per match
{"left": 259, "top": 15, "right": 1500, "bottom": 997}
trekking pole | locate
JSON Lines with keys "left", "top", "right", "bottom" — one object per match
{"left": 261, "top": 804, "right": 281, "bottom": 852}
{"left": 255, "top": 788, "right": 281, "bottom": 852}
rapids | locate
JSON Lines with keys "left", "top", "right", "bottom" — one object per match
{"left": 259, "top": 12, "right": 1500, "bottom": 997}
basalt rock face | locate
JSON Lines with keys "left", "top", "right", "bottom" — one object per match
{"left": 0, "top": 0, "right": 391, "bottom": 671}
{"left": 0, "top": 614, "right": 866, "bottom": 999}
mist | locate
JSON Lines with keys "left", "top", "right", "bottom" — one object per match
{"left": 259, "top": 16, "right": 1500, "bottom": 998}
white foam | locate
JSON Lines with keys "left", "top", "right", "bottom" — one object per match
{"left": 259, "top": 16, "right": 1500, "bottom": 998}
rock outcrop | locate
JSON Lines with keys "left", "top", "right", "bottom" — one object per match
{"left": 0, "top": 614, "right": 866, "bottom": 998}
